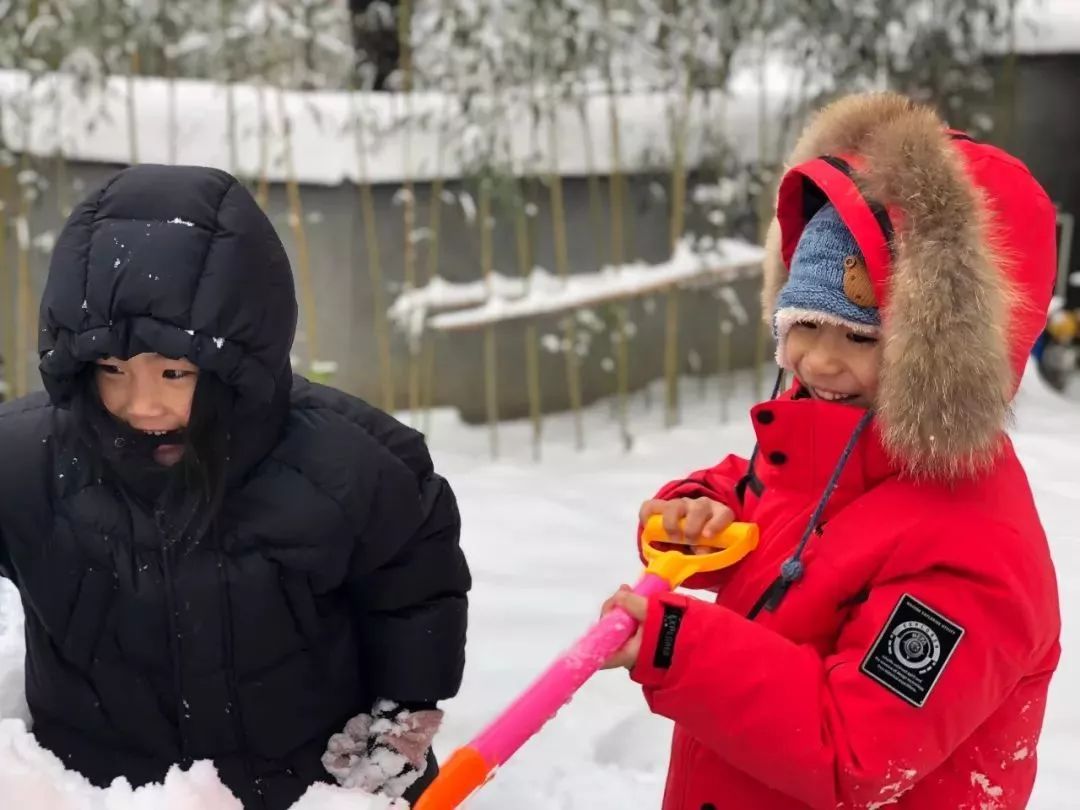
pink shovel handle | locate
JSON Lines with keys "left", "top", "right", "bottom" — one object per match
{"left": 470, "top": 573, "right": 671, "bottom": 766}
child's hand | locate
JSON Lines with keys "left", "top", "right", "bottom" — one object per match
{"left": 639, "top": 496, "right": 735, "bottom": 554}
{"left": 599, "top": 585, "right": 648, "bottom": 670}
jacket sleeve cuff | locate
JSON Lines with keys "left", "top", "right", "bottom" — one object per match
{"left": 630, "top": 592, "right": 692, "bottom": 687}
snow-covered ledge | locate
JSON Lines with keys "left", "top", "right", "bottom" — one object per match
{"left": 387, "top": 237, "right": 764, "bottom": 337}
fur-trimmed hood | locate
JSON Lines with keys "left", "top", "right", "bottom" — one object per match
{"left": 763, "top": 93, "right": 1057, "bottom": 478}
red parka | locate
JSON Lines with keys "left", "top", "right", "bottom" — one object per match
{"left": 630, "top": 94, "right": 1062, "bottom": 810}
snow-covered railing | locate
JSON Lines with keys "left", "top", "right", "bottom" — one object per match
{"left": 390, "top": 237, "right": 764, "bottom": 336}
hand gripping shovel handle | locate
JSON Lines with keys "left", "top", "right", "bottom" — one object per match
{"left": 413, "top": 518, "right": 758, "bottom": 810}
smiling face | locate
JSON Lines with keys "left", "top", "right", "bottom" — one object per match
{"left": 785, "top": 320, "right": 883, "bottom": 408}
{"left": 94, "top": 353, "right": 199, "bottom": 466}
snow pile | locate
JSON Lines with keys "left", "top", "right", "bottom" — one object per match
{"left": 0, "top": 581, "right": 401, "bottom": 809}
{"left": 0, "top": 362, "right": 1077, "bottom": 808}
{"left": 391, "top": 237, "right": 764, "bottom": 335}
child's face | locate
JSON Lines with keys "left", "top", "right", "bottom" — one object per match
{"left": 786, "top": 320, "right": 882, "bottom": 408}
{"left": 94, "top": 353, "right": 199, "bottom": 466}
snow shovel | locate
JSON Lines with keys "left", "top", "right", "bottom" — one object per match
{"left": 412, "top": 515, "right": 759, "bottom": 810}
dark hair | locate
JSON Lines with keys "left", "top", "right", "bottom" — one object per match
{"left": 70, "top": 365, "right": 235, "bottom": 541}
{"left": 171, "top": 371, "right": 234, "bottom": 527}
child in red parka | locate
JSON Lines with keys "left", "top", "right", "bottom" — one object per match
{"left": 602, "top": 92, "right": 1062, "bottom": 809}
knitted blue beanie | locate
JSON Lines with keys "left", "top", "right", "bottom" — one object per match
{"left": 774, "top": 203, "right": 881, "bottom": 368}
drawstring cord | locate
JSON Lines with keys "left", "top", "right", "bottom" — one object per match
{"left": 743, "top": 380, "right": 877, "bottom": 619}
{"left": 777, "top": 408, "right": 875, "bottom": 586}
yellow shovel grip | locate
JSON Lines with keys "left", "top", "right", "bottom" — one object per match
{"left": 640, "top": 516, "right": 759, "bottom": 588}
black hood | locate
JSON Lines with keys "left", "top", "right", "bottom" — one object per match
{"left": 38, "top": 164, "right": 298, "bottom": 478}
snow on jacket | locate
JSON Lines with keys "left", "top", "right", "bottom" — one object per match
{"left": 630, "top": 94, "right": 1061, "bottom": 810}
{"left": 0, "top": 165, "right": 470, "bottom": 810}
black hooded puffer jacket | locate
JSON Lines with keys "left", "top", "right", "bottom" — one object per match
{"left": 0, "top": 165, "right": 469, "bottom": 809}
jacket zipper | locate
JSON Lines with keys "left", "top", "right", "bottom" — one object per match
{"left": 156, "top": 507, "right": 191, "bottom": 767}
{"left": 214, "top": 535, "right": 270, "bottom": 810}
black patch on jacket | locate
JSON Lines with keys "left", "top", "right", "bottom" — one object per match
{"left": 653, "top": 603, "right": 686, "bottom": 669}
{"left": 860, "top": 594, "right": 964, "bottom": 708}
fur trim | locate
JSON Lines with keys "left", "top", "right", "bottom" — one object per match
{"left": 763, "top": 92, "right": 1013, "bottom": 479}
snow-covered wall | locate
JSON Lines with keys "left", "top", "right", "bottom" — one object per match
{"left": 1014, "top": 0, "right": 1080, "bottom": 55}
{"left": 0, "top": 67, "right": 791, "bottom": 188}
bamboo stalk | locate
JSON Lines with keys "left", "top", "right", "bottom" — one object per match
{"left": 419, "top": 96, "right": 451, "bottom": 433}
{"left": 520, "top": 15, "right": 544, "bottom": 461}
{"left": 126, "top": 48, "right": 140, "bottom": 165}
{"left": 399, "top": 0, "right": 421, "bottom": 422}
{"left": 664, "top": 80, "right": 692, "bottom": 428}
{"left": 599, "top": 0, "right": 631, "bottom": 448}
{"left": 255, "top": 82, "right": 270, "bottom": 208}
{"left": 754, "top": 313, "right": 768, "bottom": 402}
{"left": 0, "top": 171, "right": 12, "bottom": 400}
{"left": 479, "top": 178, "right": 498, "bottom": 458}
{"left": 418, "top": 173, "right": 445, "bottom": 434}
{"left": 514, "top": 183, "right": 543, "bottom": 460}
{"left": 276, "top": 89, "right": 320, "bottom": 370}
{"left": 420, "top": 336, "right": 436, "bottom": 432}
{"left": 14, "top": 174, "right": 33, "bottom": 398}
{"left": 166, "top": 73, "right": 178, "bottom": 165}
{"left": 576, "top": 101, "right": 607, "bottom": 270}
{"left": 352, "top": 93, "right": 394, "bottom": 412}
{"left": 221, "top": 0, "right": 239, "bottom": 175}
{"left": 547, "top": 110, "right": 584, "bottom": 450}
{"left": 604, "top": 77, "right": 631, "bottom": 450}
{"left": 718, "top": 318, "right": 732, "bottom": 423}
{"left": 998, "top": 0, "right": 1019, "bottom": 151}
{"left": 159, "top": 3, "right": 179, "bottom": 166}
{"left": 53, "top": 80, "right": 69, "bottom": 217}
{"left": 754, "top": 31, "right": 772, "bottom": 403}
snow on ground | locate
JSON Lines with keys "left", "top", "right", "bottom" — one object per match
{"left": 0, "top": 363, "right": 1078, "bottom": 808}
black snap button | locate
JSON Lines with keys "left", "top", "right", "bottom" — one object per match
{"left": 113, "top": 437, "right": 127, "bottom": 449}
{"left": 756, "top": 409, "right": 775, "bottom": 425}
{"left": 768, "top": 450, "right": 787, "bottom": 465}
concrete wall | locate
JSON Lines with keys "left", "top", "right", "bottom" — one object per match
{"left": 996, "top": 53, "right": 1080, "bottom": 306}
{"left": 0, "top": 163, "right": 766, "bottom": 420}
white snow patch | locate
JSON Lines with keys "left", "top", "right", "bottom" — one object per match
{"left": 971, "top": 771, "right": 1005, "bottom": 798}
{"left": 1013, "top": 746, "right": 1030, "bottom": 761}
{"left": 167, "top": 218, "right": 195, "bottom": 228}
{"left": 31, "top": 230, "right": 56, "bottom": 254}
{"left": 311, "top": 361, "right": 339, "bottom": 376}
